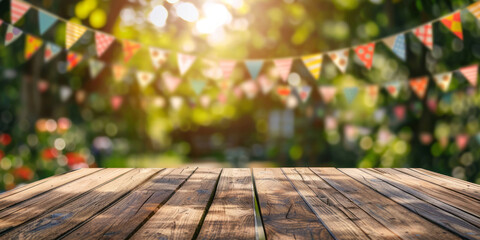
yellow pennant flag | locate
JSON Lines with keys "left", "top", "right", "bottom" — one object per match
{"left": 25, "top": 34, "right": 43, "bottom": 60}
{"left": 66, "top": 22, "right": 87, "bottom": 49}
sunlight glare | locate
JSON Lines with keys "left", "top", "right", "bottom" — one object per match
{"left": 195, "top": 2, "right": 232, "bottom": 34}
{"left": 175, "top": 2, "right": 199, "bottom": 22}
{"left": 148, "top": 5, "right": 168, "bottom": 27}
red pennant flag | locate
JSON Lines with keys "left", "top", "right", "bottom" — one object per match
{"left": 394, "top": 105, "right": 406, "bottom": 121}
{"left": 122, "top": 40, "right": 141, "bottom": 63}
{"left": 95, "top": 32, "right": 115, "bottom": 57}
{"left": 440, "top": 12, "right": 463, "bottom": 40}
{"left": 11, "top": 0, "right": 30, "bottom": 24}
{"left": 412, "top": 23, "right": 433, "bottom": 49}
{"left": 409, "top": 77, "right": 429, "bottom": 99}
{"left": 458, "top": 65, "right": 478, "bottom": 87}
{"left": 354, "top": 43, "right": 375, "bottom": 69}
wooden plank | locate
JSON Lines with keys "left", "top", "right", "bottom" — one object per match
{"left": 1, "top": 168, "right": 160, "bottom": 239}
{"left": 399, "top": 168, "right": 480, "bottom": 201}
{"left": 370, "top": 168, "right": 480, "bottom": 221}
{"left": 197, "top": 168, "right": 256, "bottom": 240}
{"left": 63, "top": 167, "right": 196, "bottom": 240}
{"left": 282, "top": 168, "right": 369, "bottom": 240}
{"left": 311, "top": 168, "right": 460, "bottom": 240}
{"left": 131, "top": 168, "right": 222, "bottom": 240}
{"left": 0, "top": 168, "right": 130, "bottom": 233}
{"left": 342, "top": 168, "right": 480, "bottom": 240}
{"left": 253, "top": 168, "right": 333, "bottom": 240}
{"left": 0, "top": 168, "right": 100, "bottom": 211}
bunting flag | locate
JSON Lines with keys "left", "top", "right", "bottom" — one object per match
{"left": 409, "top": 77, "right": 429, "bottom": 99}
{"left": 301, "top": 53, "right": 323, "bottom": 80}
{"left": 111, "top": 96, "right": 123, "bottom": 111}
{"left": 219, "top": 60, "right": 237, "bottom": 80}
{"left": 276, "top": 85, "right": 291, "bottom": 102}
{"left": 190, "top": 79, "right": 206, "bottom": 95}
{"left": 365, "top": 85, "right": 379, "bottom": 104}
{"left": 297, "top": 85, "right": 312, "bottom": 103}
{"left": 456, "top": 134, "right": 469, "bottom": 150}
{"left": 95, "top": 32, "right": 115, "bottom": 57}
{"left": 88, "top": 59, "right": 105, "bottom": 79}
{"left": 258, "top": 75, "right": 275, "bottom": 94}
{"left": 412, "top": 23, "right": 433, "bottom": 50}
{"left": 242, "top": 80, "right": 259, "bottom": 99}
{"left": 440, "top": 12, "right": 463, "bottom": 40}
{"left": 163, "top": 73, "right": 182, "bottom": 92}
{"left": 433, "top": 72, "right": 452, "bottom": 92}
{"left": 200, "top": 95, "right": 211, "bottom": 108}
{"left": 11, "top": 0, "right": 30, "bottom": 24}
{"left": 170, "top": 96, "right": 184, "bottom": 110}
{"left": 354, "top": 43, "right": 375, "bottom": 69}
{"left": 319, "top": 86, "right": 337, "bottom": 104}
{"left": 467, "top": 2, "right": 480, "bottom": 20}
{"left": 149, "top": 47, "right": 167, "bottom": 70}
{"left": 38, "top": 10, "right": 57, "bottom": 35}
{"left": 44, "top": 42, "right": 61, "bottom": 63}
{"left": 66, "top": 51, "right": 83, "bottom": 72}
{"left": 177, "top": 53, "right": 196, "bottom": 75}
{"left": 112, "top": 64, "right": 128, "bottom": 82}
{"left": 245, "top": 60, "right": 264, "bottom": 80}
{"left": 328, "top": 49, "right": 349, "bottom": 73}
{"left": 343, "top": 87, "right": 359, "bottom": 104}
{"left": 382, "top": 34, "right": 406, "bottom": 61}
{"left": 384, "top": 81, "right": 402, "bottom": 98}
{"left": 458, "top": 64, "right": 478, "bottom": 87}
{"left": 122, "top": 40, "right": 141, "bottom": 63}
{"left": 24, "top": 34, "right": 43, "bottom": 60}
{"left": 66, "top": 22, "right": 87, "bottom": 49}
{"left": 273, "top": 58, "right": 293, "bottom": 82}
{"left": 4, "top": 25, "right": 23, "bottom": 46}
{"left": 136, "top": 71, "right": 154, "bottom": 88}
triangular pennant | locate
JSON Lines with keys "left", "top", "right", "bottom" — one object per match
{"left": 365, "top": 85, "right": 379, "bottom": 104}
{"left": 412, "top": 23, "right": 433, "bottom": 50}
{"left": 11, "top": 0, "right": 30, "bottom": 24}
{"left": 456, "top": 134, "right": 469, "bottom": 150}
{"left": 354, "top": 43, "right": 375, "bottom": 69}
{"left": 219, "top": 60, "right": 236, "bottom": 80}
{"left": 433, "top": 72, "right": 452, "bottom": 92}
{"left": 95, "top": 32, "right": 115, "bottom": 57}
{"left": 200, "top": 95, "right": 211, "bottom": 108}
{"left": 24, "top": 34, "right": 43, "bottom": 60}
{"left": 163, "top": 73, "right": 182, "bottom": 92}
{"left": 382, "top": 34, "right": 406, "bottom": 61}
{"left": 4, "top": 24, "right": 23, "bottom": 46}
{"left": 440, "top": 12, "right": 463, "bottom": 40}
{"left": 65, "top": 22, "right": 87, "bottom": 49}
{"left": 149, "top": 47, "right": 167, "bottom": 70}
{"left": 241, "top": 80, "right": 259, "bottom": 99}
{"left": 384, "top": 81, "right": 402, "bottom": 98}
{"left": 301, "top": 53, "right": 323, "bottom": 79}
{"left": 38, "top": 10, "right": 57, "bottom": 35}
{"left": 136, "top": 71, "right": 154, "bottom": 88}
{"left": 122, "top": 40, "right": 141, "bottom": 63}
{"left": 59, "top": 86, "right": 72, "bottom": 102}
{"left": 343, "top": 87, "right": 359, "bottom": 104}
{"left": 276, "top": 85, "right": 291, "bottom": 103}
{"left": 273, "top": 58, "right": 293, "bottom": 81}
{"left": 297, "top": 85, "right": 312, "bottom": 103}
{"left": 170, "top": 96, "right": 183, "bottom": 110}
{"left": 44, "top": 42, "right": 61, "bottom": 62}
{"left": 66, "top": 51, "right": 83, "bottom": 71}
{"left": 177, "top": 53, "right": 196, "bottom": 75}
{"left": 190, "top": 79, "right": 206, "bottom": 95}
{"left": 111, "top": 96, "right": 123, "bottom": 111}
{"left": 458, "top": 64, "right": 478, "bottom": 87}
{"left": 467, "top": 2, "right": 480, "bottom": 20}
{"left": 245, "top": 60, "right": 264, "bottom": 80}
{"left": 258, "top": 74, "right": 275, "bottom": 94}
{"left": 409, "top": 76, "right": 429, "bottom": 99}
{"left": 328, "top": 49, "right": 349, "bottom": 73}
{"left": 318, "top": 86, "right": 336, "bottom": 104}
{"left": 112, "top": 64, "right": 128, "bottom": 82}
{"left": 88, "top": 59, "right": 105, "bottom": 79}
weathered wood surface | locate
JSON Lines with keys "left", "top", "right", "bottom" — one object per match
{"left": 0, "top": 167, "right": 479, "bottom": 240}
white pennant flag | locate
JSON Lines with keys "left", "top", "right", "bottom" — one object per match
{"left": 136, "top": 71, "right": 155, "bottom": 88}
{"left": 149, "top": 47, "right": 167, "bottom": 70}
{"left": 328, "top": 49, "right": 349, "bottom": 73}
{"left": 177, "top": 53, "right": 196, "bottom": 75}
{"left": 433, "top": 72, "right": 452, "bottom": 92}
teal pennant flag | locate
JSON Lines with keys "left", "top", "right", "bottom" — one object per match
{"left": 343, "top": 87, "right": 359, "bottom": 104}
{"left": 38, "top": 10, "right": 57, "bottom": 35}
{"left": 245, "top": 60, "right": 263, "bottom": 80}
{"left": 190, "top": 79, "right": 206, "bottom": 95}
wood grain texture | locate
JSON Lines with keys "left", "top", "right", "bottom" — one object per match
{"left": 0, "top": 168, "right": 130, "bottom": 233}
{"left": 282, "top": 168, "right": 369, "bottom": 240}
{"left": 344, "top": 168, "right": 480, "bottom": 240}
{"left": 197, "top": 168, "right": 256, "bottom": 240}
{"left": 63, "top": 167, "right": 196, "bottom": 240}
{"left": 131, "top": 168, "right": 222, "bottom": 240}
{"left": 400, "top": 168, "right": 480, "bottom": 201}
{"left": 1, "top": 168, "right": 160, "bottom": 240}
{"left": 0, "top": 168, "right": 100, "bottom": 210}
{"left": 253, "top": 168, "right": 333, "bottom": 240}
{"left": 311, "top": 168, "right": 460, "bottom": 240}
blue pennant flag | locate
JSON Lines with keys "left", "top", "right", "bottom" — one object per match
{"left": 383, "top": 34, "right": 406, "bottom": 61}
{"left": 38, "top": 10, "right": 57, "bottom": 35}
{"left": 190, "top": 79, "right": 206, "bottom": 95}
{"left": 343, "top": 87, "right": 358, "bottom": 104}
{"left": 245, "top": 60, "right": 263, "bottom": 80}
{"left": 44, "top": 42, "right": 61, "bottom": 63}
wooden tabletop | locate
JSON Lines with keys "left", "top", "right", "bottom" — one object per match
{"left": 0, "top": 168, "right": 479, "bottom": 239}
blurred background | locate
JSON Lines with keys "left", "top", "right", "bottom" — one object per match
{"left": 1, "top": 0, "right": 480, "bottom": 191}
